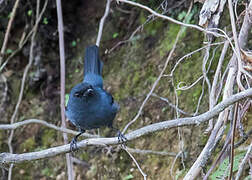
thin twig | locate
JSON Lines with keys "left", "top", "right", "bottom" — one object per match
{"left": 202, "top": 45, "right": 212, "bottom": 96}
{"left": 172, "top": 4, "right": 194, "bottom": 178}
{"left": 207, "top": 41, "right": 229, "bottom": 132}
{"left": 122, "top": 8, "right": 186, "bottom": 134}
{"left": 203, "top": 133, "right": 231, "bottom": 180}
{"left": 176, "top": 76, "right": 203, "bottom": 91}
{"left": 235, "top": 143, "right": 252, "bottom": 180}
{"left": 108, "top": 0, "right": 186, "bottom": 54}
{"left": 0, "top": 74, "right": 8, "bottom": 115}
{"left": 151, "top": 93, "right": 192, "bottom": 116}
{"left": 0, "top": 89, "right": 251, "bottom": 165}
{"left": 96, "top": 0, "right": 112, "bottom": 47}
{"left": 7, "top": 0, "right": 47, "bottom": 179}
{"left": 127, "top": 147, "right": 177, "bottom": 157}
{"left": 56, "top": 0, "right": 74, "bottom": 178}
{"left": 193, "top": 77, "right": 205, "bottom": 116}
{"left": 235, "top": 128, "right": 252, "bottom": 148}
{"left": 71, "top": 157, "right": 89, "bottom": 167}
{"left": 228, "top": 101, "right": 239, "bottom": 180}
{"left": 170, "top": 151, "right": 183, "bottom": 179}
{"left": 169, "top": 41, "right": 225, "bottom": 76}
{"left": 228, "top": 0, "right": 245, "bottom": 91}
{"left": 0, "top": 0, "right": 21, "bottom": 65}
{"left": 116, "top": 0, "right": 225, "bottom": 38}
{"left": 123, "top": 146, "right": 147, "bottom": 180}
{"left": 0, "top": 1, "right": 49, "bottom": 73}
{"left": 184, "top": 62, "right": 237, "bottom": 180}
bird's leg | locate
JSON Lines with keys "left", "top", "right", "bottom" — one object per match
{"left": 111, "top": 126, "right": 127, "bottom": 145}
{"left": 70, "top": 129, "right": 85, "bottom": 152}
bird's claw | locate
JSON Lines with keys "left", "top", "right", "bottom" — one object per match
{"left": 117, "top": 131, "right": 127, "bottom": 147}
{"left": 70, "top": 137, "right": 78, "bottom": 152}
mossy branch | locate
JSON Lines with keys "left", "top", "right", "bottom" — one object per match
{"left": 0, "top": 88, "right": 251, "bottom": 165}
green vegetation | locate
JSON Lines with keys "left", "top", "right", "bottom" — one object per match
{"left": 210, "top": 152, "right": 246, "bottom": 179}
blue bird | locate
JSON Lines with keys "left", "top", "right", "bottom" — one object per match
{"left": 66, "top": 45, "right": 126, "bottom": 151}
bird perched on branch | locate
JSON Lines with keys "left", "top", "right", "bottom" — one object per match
{"left": 66, "top": 45, "right": 126, "bottom": 151}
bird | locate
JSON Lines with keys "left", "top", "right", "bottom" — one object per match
{"left": 66, "top": 45, "right": 126, "bottom": 151}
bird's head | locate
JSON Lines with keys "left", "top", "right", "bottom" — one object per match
{"left": 71, "top": 83, "right": 95, "bottom": 99}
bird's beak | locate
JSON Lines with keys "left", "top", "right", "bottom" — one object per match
{"left": 84, "top": 88, "right": 94, "bottom": 97}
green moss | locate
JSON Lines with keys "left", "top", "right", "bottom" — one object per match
{"left": 20, "top": 137, "right": 36, "bottom": 151}
{"left": 41, "top": 167, "right": 54, "bottom": 178}
{"left": 210, "top": 152, "right": 246, "bottom": 179}
{"left": 12, "top": 162, "right": 33, "bottom": 180}
{"left": 139, "top": 11, "right": 164, "bottom": 36}
{"left": 80, "top": 151, "right": 89, "bottom": 161}
{"left": 159, "top": 24, "right": 181, "bottom": 57}
{"left": 41, "top": 129, "right": 56, "bottom": 148}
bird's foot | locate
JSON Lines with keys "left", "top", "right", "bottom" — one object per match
{"left": 117, "top": 130, "right": 127, "bottom": 147}
{"left": 70, "top": 130, "right": 85, "bottom": 152}
{"left": 70, "top": 137, "right": 78, "bottom": 152}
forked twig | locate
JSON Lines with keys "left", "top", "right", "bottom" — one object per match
{"left": 123, "top": 146, "right": 147, "bottom": 180}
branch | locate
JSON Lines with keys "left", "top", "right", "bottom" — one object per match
{"left": 228, "top": 0, "right": 245, "bottom": 91}
{"left": 56, "top": 0, "right": 74, "bottom": 177}
{"left": 0, "top": 0, "right": 21, "bottom": 65}
{"left": 0, "top": 89, "right": 251, "bottom": 165}
{"left": 235, "top": 143, "right": 252, "bottom": 180}
{"left": 122, "top": 10, "right": 185, "bottom": 134}
{"left": 127, "top": 147, "right": 177, "bottom": 157}
{"left": 184, "top": 64, "right": 237, "bottom": 180}
{"left": 151, "top": 93, "right": 192, "bottom": 116}
{"left": 116, "top": 0, "right": 225, "bottom": 38}
{"left": 0, "top": 119, "right": 99, "bottom": 138}
{"left": 96, "top": 0, "right": 112, "bottom": 46}
{"left": 7, "top": 1, "right": 47, "bottom": 179}
{"left": 123, "top": 146, "right": 147, "bottom": 180}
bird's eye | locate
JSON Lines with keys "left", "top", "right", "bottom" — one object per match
{"left": 74, "top": 91, "right": 82, "bottom": 97}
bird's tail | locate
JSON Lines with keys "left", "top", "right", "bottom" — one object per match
{"left": 84, "top": 45, "right": 103, "bottom": 76}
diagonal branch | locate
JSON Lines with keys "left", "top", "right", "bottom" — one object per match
{"left": 0, "top": 0, "right": 21, "bottom": 65}
{"left": 0, "top": 88, "right": 251, "bottom": 165}
{"left": 116, "top": 0, "right": 225, "bottom": 38}
{"left": 96, "top": 0, "right": 112, "bottom": 46}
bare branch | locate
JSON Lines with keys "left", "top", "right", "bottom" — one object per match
{"left": 116, "top": 0, "right": 225, "bottom": 38}
{"left": 228, "top": 0, "right": 245, "bottom": 91}
{"left": 0, "top": 0, "right": 50, "bottom": 72}
{"left": 206, "top": 41, "right": 229, "bottom": 133}
{"left": 7, "top": 1, "right": 48, "bottom": 179}
{"left": 169, "top": 41, "right": 225, "bottom": 76}
{"left": 96, "top": 0, "right": 112, "bottom": 47}
{"left": 0, "top": 89, "right": 251, "bottom": 165}
{"left": 127, "top": 147, "right": 177, "bottom": 157}
{"left": 0, "top": 0, "right": 21, "bottom": 65}
{"left": 235, "top": 143, "right": 252, "bottom": 180}
{"left": 151, "top": 93, "right": 192, "bottom": 116}
{"left": 0, "top": 119, "right": 98, "bottom": 138}
{"left": 184, "top": 65, "right": 237, "bottom": 180}
{"left": 176, "top": 76, "right": 203, "bottom": 91}
{"left": 123, "top": 147, "right": 147, "bottom": 180}
{"left": 228, "top": 102, "right": 239, "bottom": 180}
{"left": 56, "top": 0, "right": 74, "bottom": 177}
{"left": 122, "top": 11, "right": 187, "bottom": 134}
